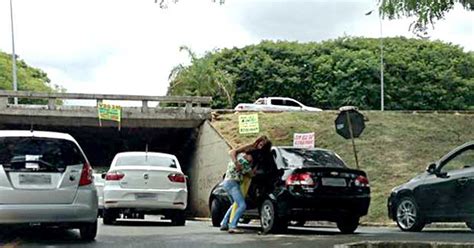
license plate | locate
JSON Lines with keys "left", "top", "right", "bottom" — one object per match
{"left": 19, "top": 174, "right": 52, "bottom": 185}
{"left": 321, "top": 177, "right": 346, "bottom": 187}
{"left": 135, "top": 193, "right": 157, "bottom": 200}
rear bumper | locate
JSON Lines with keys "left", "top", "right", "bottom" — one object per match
{"left": 281, "top": 192, "right": 370, "bottom": 220}
{"left": 0, "top": 188, "right": 98, "bottom": 224}
{"left": 104, "top": 188, "right": 187, "bottom": 210}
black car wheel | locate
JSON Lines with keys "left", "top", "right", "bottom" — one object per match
{"left": 79, "top": 220, "right": 97, "bottom": 241}
{"left": 171, "top": 210, "right": 186, "bottom": 226}
{"left": 260, "top": 199, "right": 287, "bottom": 234}
{"left": 211, "top": 199, "right": 225, "bottom": 227}
{"left": 395, "top": 197, "right": 425, "bottom": 232}
{"left": 103, "top": 209, "right": 118, "bottom": 225}
{"left": 336, "top": 217, "right": 359, "bottom": 234}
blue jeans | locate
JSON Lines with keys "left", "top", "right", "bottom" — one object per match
{"left": 220, "top": 179, "right": 246, "bottom": 229}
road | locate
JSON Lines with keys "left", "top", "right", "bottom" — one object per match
{"left": 1, "top": 217, "right": 473, "bottom": 248}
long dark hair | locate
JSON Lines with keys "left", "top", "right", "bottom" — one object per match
{"left": 246, "top": 135, "right": 272, "bottom": 167}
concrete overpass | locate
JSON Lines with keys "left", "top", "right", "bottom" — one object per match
{"left": 0, "top": 90, "right": 212, "bottom": 128}
{"left": 0, "top": 90, "right": 228, "bottom": 217}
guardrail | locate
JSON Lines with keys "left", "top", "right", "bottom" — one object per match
{"left": 0, "top": 90, "right": 212, "bottom": 114}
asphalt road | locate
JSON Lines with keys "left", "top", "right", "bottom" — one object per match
{"left": 1, "top": 217, "right": 474, "bottom": 248}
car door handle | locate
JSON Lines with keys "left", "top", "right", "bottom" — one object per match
{"left": 458, "top": 178, "right": 469, "bottom": 185}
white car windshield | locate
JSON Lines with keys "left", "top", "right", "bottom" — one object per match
{"left": 116, "top": 155, "right": 177, "bottom": 168}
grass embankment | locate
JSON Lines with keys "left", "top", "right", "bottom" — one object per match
{"left": 211, "top": 111, "right": 474, "bottom": 224}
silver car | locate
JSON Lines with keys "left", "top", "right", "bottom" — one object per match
{"left": 0, "top": 130, "right": 98, "bottom": 241}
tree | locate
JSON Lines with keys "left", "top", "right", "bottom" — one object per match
{"left": 168, "top": 37, "right": 474, "bottom": 110}
{"left": 167, "top": 46, "right": 235, "bottom": 108}
{"left": 0, "top": 50, "right": 64, "bottom": 104}
{"left": 379, "top": 0, "right": 474, "bottom": 35}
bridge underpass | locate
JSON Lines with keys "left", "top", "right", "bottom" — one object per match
{"left": 0, "top": 90, "right": 226, "bottom": 216}
{"left": 0, "top": 124, "right": 198, "bottom": 175}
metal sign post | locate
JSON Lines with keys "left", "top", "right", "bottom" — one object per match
{"left": 335, "top": 106, "right": 365, "bottom": 170}
{"left": 345, "top": 111, "right": 360, "bottom": 169}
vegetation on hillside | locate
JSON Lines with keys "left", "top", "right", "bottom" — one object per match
{"left": 211, "top": 111, "right": 474, "bottom": 223}
{"left": 0, "top": 51, "right": 63, "bottom": 104}
{"left": 168, "top": 37, "right": 474, "bottom": 110}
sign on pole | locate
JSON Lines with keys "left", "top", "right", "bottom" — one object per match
{"left": 238, "top": 114, "right": 259, "bottom": 134}
{"left": 98, "top": 103, "right": 122, "bottom": 130}
{"left": 334, "top": 106, "right": 365, "bottom": 169}
{"left": 293, "top": 132, "right": 315, "bottom": 149}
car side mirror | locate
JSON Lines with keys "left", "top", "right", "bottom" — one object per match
{"left": 426, "top": 163, "right": 436, "bottom": 174}
{"left": 101, "top": 173, "right": 106, "bottom": 179}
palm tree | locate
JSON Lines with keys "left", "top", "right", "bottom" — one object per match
{"left": 167, "top": 46, "right": 235, "bottom": 108}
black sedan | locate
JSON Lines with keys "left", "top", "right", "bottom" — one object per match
{"left": 209, "top": 146, "right": 371, "bottom": 234}
{"left": 388, "top": 141, "right": 474, "bottom": 232}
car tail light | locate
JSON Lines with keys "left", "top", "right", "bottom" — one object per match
{"left": 105, "top": 171, "right": 125, "bottom": 181}
{"left": 354, "top": 175, "right": 369, "bottom": 187}
{"left": 168, "top": 173, "right": 186, "bottom": 183}
{"left": 79, "top": 162, "right": 93, "bottom": 186}
{"left": 286, "top": 172, "right": 315, "bottom": 187}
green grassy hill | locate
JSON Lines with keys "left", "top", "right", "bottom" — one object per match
{"left": 211, "top": 111, "right": 474, "bottom": 223}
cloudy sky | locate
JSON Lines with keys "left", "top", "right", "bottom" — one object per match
{"left": 0, "top": 0, "right": 472, "bottom": 97}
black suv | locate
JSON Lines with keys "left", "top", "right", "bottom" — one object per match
{"left": 388, "top": 141, "right": 474, "bottom": 232}
{"left": 209, "top": 146, "right": 371, "bottom": 234}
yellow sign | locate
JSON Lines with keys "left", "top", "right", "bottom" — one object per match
{"left": 239, "top": 114, "right": 259, "bottom": 134}
{"left": 98, "top": 103, "right": 121, "bottom": 122}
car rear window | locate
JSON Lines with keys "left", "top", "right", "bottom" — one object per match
{"left": 280, "top": 148, "right": 346, "bottom": 168}
{"left": 115, "top": 155, "right": 177, "bottom": 168}
{"left": 0, "top": 137, "right": 85, "bottom": 172}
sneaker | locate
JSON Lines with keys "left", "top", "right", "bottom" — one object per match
{"left": 228, "top": 228, "right": 244, "bottom": 234}
{"left": 220, "top": 225, "right": 229, "bottom": 231}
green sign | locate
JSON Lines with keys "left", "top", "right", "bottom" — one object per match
{"left": 239, "top": 114, "right": 259, "bottom": 134}
{"left": 98, "top": 103, "right": 121, "bottom": 123}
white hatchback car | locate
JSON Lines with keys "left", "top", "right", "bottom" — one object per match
{"left": 0, "top": 130, "right": 98, "bottom": 241}
{"left": 102, "top": 152, "right": 187, "bottom": 225}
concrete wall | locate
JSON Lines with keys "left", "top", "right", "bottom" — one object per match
{"left": 188, "top": 120, "right": 231, "bottom": 217}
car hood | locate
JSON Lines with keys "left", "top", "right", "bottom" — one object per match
{"left": 392, "top": 172, "right": 427, "bottom": 193}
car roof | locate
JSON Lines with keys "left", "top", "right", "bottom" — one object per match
{"left": 262, "top": 97, "right": 299, "bottom": 100}
{"left": 115, "top": 151, "right": 177, "bottom": 159}
{"left": 0, "top": 130, "right": 76, "bottom": 142}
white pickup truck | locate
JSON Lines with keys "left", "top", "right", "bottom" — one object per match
{"left": 234, "top": 97, "right": 323, "bottom": 112}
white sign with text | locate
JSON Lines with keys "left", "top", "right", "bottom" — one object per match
{"left": 293, "top": 132, "right": 315, "bottom": 149}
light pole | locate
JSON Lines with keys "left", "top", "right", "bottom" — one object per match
{"left": 365, "top": 8, "right": 384, "bottom": 111}
{"left": 10, "top": 0, "right": 18, "bottom": 105}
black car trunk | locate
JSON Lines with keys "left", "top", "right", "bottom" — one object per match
{"left": 287, "top": 166, "right": 369, "bottom": 196}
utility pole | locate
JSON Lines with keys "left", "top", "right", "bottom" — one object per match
{"left": 379, "top": 9, "right": 384, "bottom": 111}
{"left": 365, "top": 8, "right": 384, "bottom": 111}
{"left": 10, "top": 0, "right": 18, "bottom": 105}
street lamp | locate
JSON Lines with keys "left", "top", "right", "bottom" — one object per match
{"left": 10, "top": 0, "right": 18, "bottom": 105}
{"left": 365, "top": 8, "right": 384, "bottom": 111}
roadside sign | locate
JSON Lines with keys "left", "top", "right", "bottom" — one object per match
{"left": 335, "top": 107, "right": 365, "bottom": 169}
{"left": 293, "top": 132, "right": 315, "bottom": 149}
{"left": 335, "top": 109, "right": 365, "bottom": 139}
{"left": 98, "top": 103, "right": 122, "bottom": 130}
{"left": 238, "top": 114, "right": 259, "bottom": 134}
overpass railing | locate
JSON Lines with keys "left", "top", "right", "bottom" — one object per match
{"left": 0, "top": 90, "right": 212, "bottom": 114}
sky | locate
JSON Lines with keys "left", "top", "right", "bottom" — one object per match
{"left": 0, "top": 0, "right": 473, "bottom": 98}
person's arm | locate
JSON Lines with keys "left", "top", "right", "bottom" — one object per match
{"left": 228, "top": 143, "right": 253, "bottom": 171}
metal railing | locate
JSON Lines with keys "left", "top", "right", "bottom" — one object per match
{"left": 0, "top": 90, "right": 212, "bottom": 114}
